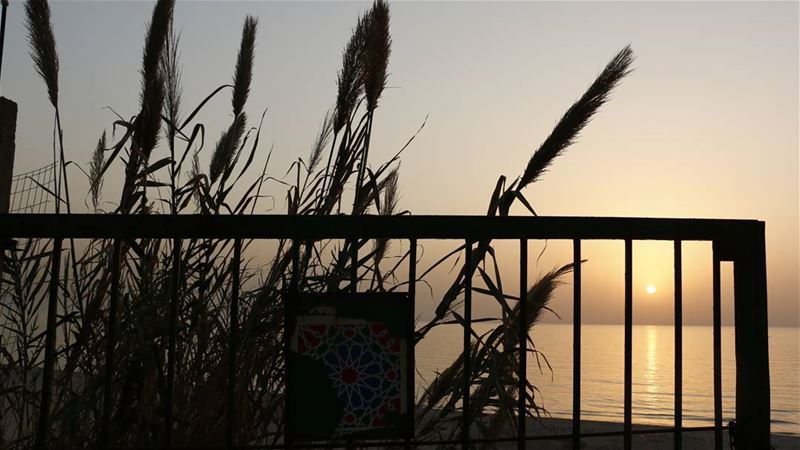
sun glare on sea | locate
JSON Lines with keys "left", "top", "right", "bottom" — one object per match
{"left": 646, "top": 285, "right": 657, "bottom": 295}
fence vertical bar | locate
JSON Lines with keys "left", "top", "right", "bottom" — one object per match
{"left": 517, "top": 239, "right": 527, "bottom": 450}
{"left": 624, "top": 239, "right": 633, "bottom": 450}
{"left": 227, "top": 238, "right": 242, "bottom": 449}
{"left": 674, "top": 240, "right": 683, "bottom": 450}
{"left": 35, "top": 237, "right": 61, "bottom": 449}
{"left": 462, "top": 240, "right": 473, "bottom": 450}
{"left": 572, "top": 239, "right": 582, "bottom": 450}
{"left": 101, "top": 239, "right": 121, "bottom": 448}
{"left": 350, "top": 239, "right": 358, "bottom": 293}
{"left": 406, "top": 239, "right": 417, "bottom": 448}
{"left": 712, "top": 243, "right": 722, "bottom": 450}
{"left": 164, "top": 238, "right": 180, "bottom": 447}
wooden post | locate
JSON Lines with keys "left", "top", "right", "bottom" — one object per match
{"left": 0, "top": 96, "right": 15, "bottom": 213}
{"left": 732, "top": 223, "right": 771, "bottom": 449}
{"left": 0, "top": 97, "right": 16, "bottom": 280}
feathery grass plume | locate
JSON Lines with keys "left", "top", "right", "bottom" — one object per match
{"left": 135, "top": 0, "right": 174, "bottom": 160}
{"left": 479, "top": 262, "right": 578, "bottom": 438}
{"left": 308, "top": 111, "right": 333, "bottom": 173}
{"left": 362, "top": 0, "right": 391, "bottom": 111}
{"left": 334, "top": 14, "right": 368, "bottom": 132}
{"left": 209, "top": 16, "right": 257, "bottom": 184}
{"left": 209, "top": 113, "right": 246, "bottom": 183}
{"left": 379, "top": 168, "right": 399, "bottom": 216}
{"left": 137, "top": 73, "right": 166, "bottom": 163}
{"left": 141, "top": 0, "right": 174, "bottom": 88}
{"left": 189, "top": 150, "right": 203, "bottom": 205}
{"left": 321, "top": 15, "right": 367, "bottom": 202}
{"left": 373, "top": 169, "right": 398, "bottom": 265}
{"left": 417, "top": 262, "right": 575, "bottom": 437}
{"left": 520, "top": 262, "right": 574, "bottom": 332}
{"left": 24, "top": 0, "right": 59, "bottom": 107}
{"left": 518, "top": 45, "right": 633, "bottom": 190}
{"left": 233, "top": 16, "right": 257, "bottom": 117}
{"left": 161, "top": 19, "right": 182, "bottom": 137}
{"left": 416, "top": 53, "right": 632, "bottom": 339}
{"left": 89, "top": 132, "right": 106, "bottom": 210}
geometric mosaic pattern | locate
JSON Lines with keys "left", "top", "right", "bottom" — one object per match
{"left": 294, "top": 320, "right": 403, "bottom": 436}
{"left": 287, "top": 293, "right": 412, "bottom": 441}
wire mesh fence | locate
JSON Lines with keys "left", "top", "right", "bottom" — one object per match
{"left": 1, "top": 163, "right": 58, "bottom": 444}
{"left": 8, "top": 163, "right": 56, "bottom": 214}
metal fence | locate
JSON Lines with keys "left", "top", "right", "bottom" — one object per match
{"left": 0, "top": 214, "right": 770, "bottom": 449}
{"left": 8, "top": 163, "right": 56, "bottom": 214}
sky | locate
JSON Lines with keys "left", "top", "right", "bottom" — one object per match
{"left": 1, "top": 1, "right": 797, "bottom": 326}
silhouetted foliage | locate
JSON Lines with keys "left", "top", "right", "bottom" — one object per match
{"left": 2, "top": 0, "right": 633, "bottom": 447}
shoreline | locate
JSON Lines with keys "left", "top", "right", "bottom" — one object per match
{"left": 490, "top": 417, "right": 800, "bottom": 449}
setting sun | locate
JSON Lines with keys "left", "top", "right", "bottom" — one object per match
{"left": 646, "top": 285, "right": 657, "bottom": 295}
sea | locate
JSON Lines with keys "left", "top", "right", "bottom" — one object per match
{"left": 415, "top": 324, "right": 800, "bottom": 436}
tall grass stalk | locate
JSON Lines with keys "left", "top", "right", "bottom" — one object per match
{"left": 2, "top": 1, "right": 633, "bottom": 447}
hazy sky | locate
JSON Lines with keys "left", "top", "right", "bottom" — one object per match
{"left": 2, "top": 1, "right": 797, "bottom": 325}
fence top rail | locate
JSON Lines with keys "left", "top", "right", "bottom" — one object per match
{"left": 0, "top": 214, "right": 764, "bottom": 241}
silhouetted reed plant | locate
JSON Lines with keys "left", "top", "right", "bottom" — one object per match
{"left": 0, "top": 0, "right": 632, "bottom": 447}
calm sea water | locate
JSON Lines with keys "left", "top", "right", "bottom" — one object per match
{"left": 415, "top": 324, "right": 800, "bottom": 435}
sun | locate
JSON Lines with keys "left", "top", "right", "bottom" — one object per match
{"left": 646, "top": 284, "right": 657, "bottom": 295}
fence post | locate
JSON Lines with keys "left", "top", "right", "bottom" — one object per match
{"left": 732, "top": 223, "right": 770, "bottom": 449}
{"left": 0, "top": 97, "right": 16, "bottom": 281}
{"left": 0, "top": 96, "right": 15, "bottom": 213}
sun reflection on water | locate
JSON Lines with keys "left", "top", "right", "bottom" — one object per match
{"left": 645, "top": 325, "right": 658, "bottom": 397}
